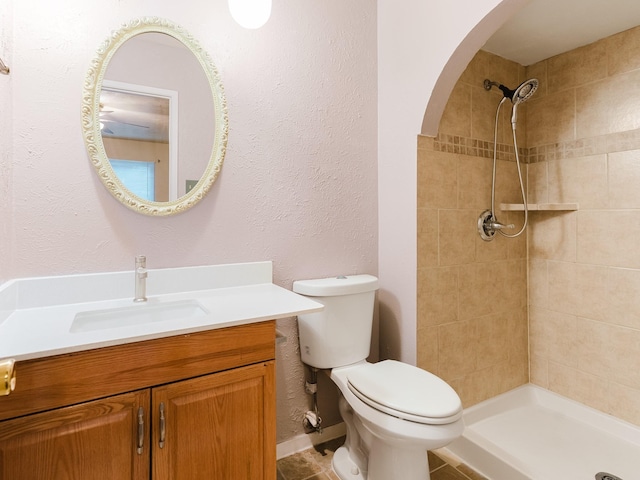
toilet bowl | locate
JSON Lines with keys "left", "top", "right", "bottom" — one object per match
{"left": 293, "top": 275, "right": 464, "bottom": 480}
{"left": 330, "top": 360, "right": 463, "bottom": 480}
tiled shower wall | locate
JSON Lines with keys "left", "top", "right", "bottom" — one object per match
{"left": 417, "top": 51, "right": 529, "bottom": 407}
{"left": 527, "top": 25, "right": 640, "bottom": 427}
{"left": 418, "top": 25, "right": 640, "bottom": 425}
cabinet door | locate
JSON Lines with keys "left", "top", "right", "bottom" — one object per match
{"left": 153, "top": 361, "right": 275, "bottom": 480}
{"left": 0, "top": 390, "right": 150, "bottom": 480}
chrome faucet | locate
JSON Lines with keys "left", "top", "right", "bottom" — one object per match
{"left": 134, "top": 255, "right": 148, "bottom": 302}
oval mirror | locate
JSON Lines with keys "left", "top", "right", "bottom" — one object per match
{"left": 82, "top": 17, "right": 228, "bottom": 216}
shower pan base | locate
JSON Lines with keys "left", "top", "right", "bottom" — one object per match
{"left": 443, "top": 384, "right": 640, "bottom": 480}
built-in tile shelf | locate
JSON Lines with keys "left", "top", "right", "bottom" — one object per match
{"left": 500, "top": 203, "right": 579, "bottom": 212}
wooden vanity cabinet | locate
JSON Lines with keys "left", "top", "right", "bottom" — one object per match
{"left": 153, "top": 362, "right": 275, "bottom": 479}
{"left": 0, "top": 321, "right": 276, "bottom": 480}
{"left": 0, "top": 390, "right": 151, "bottom": 480}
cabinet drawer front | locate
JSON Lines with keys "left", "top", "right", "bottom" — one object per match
{"left": 0, "top": 390, "right": 150, "bottom": 480}
{"left": 0, "top": 321, "right": 275, "bottom": 421}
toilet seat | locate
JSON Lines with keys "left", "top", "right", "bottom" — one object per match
{"left": 346, "top": 360, "right": 462, "bottom": 425}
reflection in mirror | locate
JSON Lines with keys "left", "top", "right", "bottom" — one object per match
{"left": 82, "top": 18, "right": 228, "bottom": 216}
{"left": 101, "top": 82, "right": 176, "bottom": 201}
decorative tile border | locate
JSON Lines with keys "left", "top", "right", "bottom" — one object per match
{"left": 433, "top": 133, "right": 525, "bottom": 162}
{"left": 431, "top": 128, "right": 640, "bottom": 163}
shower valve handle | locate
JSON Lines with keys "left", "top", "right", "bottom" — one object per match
{"left": 478, "top": 210, "right": 516, "bottom": 242}
{"left": 489, "top": 221, "right": 514, "bottom": 231}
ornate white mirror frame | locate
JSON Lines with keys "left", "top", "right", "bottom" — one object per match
{"left": 82, "top": 17, "right": 228, "bottom": 216}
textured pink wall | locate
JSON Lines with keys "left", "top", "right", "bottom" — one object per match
{"left": 4, "top": 0, "right": 376, "bottom": 443}
{"left": 0, "top": 0, "right": 12, "bottom": 285}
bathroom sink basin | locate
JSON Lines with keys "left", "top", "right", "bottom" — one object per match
{"left": 70, "top": 300, "right": 209, "bottom": 333}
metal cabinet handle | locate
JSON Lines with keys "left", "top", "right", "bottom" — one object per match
{"left": 137, "top": 407, "right": 144, "bottom": 454}
{"left": 1, "top": 359, "right": 16, "bottom": 396}
{"left": 159, "top": 402, "right": 166, "bottom": 449}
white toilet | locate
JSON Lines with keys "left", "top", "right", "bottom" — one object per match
{"left": 293, "top": 274, "right": 464, "bottom": 480}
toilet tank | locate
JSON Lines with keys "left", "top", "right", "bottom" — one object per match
{"left": 293, "top": 274, "right": 379, "bottom": 369}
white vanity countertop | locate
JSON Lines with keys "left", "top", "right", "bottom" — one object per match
{"left": 0, "top": 261, "right": 323, "bottom": 361}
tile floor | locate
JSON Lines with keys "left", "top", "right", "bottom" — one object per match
{"left": 276, "top": 437, "right": 489, "bottom": 480}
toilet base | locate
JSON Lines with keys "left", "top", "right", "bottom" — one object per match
{"left": 332, "top": 442, "right": 431, "bottom": 480}
{"left": 367, "top": 440, "right": 429, "bottom": 480}
{"left": 333, "top": 446, "right": 365, "bottom": 480}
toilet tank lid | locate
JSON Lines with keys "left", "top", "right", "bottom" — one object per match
{"left": 293, "top": 274, "right": 378, "bottom": 296}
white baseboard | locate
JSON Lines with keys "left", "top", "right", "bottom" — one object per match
{"left": 276, "top": 422, "right": 346, "bottom": 459}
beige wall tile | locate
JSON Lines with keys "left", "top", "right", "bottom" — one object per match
{"left": 471, "top": 86, "right": 505, "bottom": 143}
{"left": 525, "top": 60, "right": 548, "bottom": 100}
{"left": 529, "top": 306, "right": 550, "bottom": 359}
{"left": 457, "top": 155, "right": 492, "bottom": 210}
{"left": 575, "top": 318, "right": 615, "bottom": 379}
{"left": 438, "top": 210, "right": 477, "bottom": 266}
{"left": 438, "top": 320, "right": 478, "bottom": 382}
{"left": 606, "top": 25, "right": 640, "bottom": 76}
{"left": 418, "top": 150, "right": 458, "bottom": 209}
{"left": 546, "top": 41, "right": 607, "bottom": 94}
{"left": 576, "top": 70, "right": 640, "bottom": 139}
{"left": 530, "top": 354, "right": 548, "bottom": 388}
{"left": 418, "top": 134, "right": 435, "bottom": 151}
{"left": 454, "top": 373, "right": 484, "bottom": 408}
{"left": 608, "top": 149, "right": 640, "bottom": 208}
{"left": 417, "top": 326, "right": 439, "bottom": 375}
{"left": 458, "top": 263, "right": 494, "bottom": 320}
{"left": 528, "top": 259, "right": 549, "bottom": 308}
{"left": 507, "top": 306, "right": 529, "bottom": 362}
{"left": 577, "top": 210, "right": 640, "bottom": 268}
{"left": 526, "top": 162, "right": 548, "bottom": 205}
{"left": 548, "top": 261, "right": 608, "bottom": 320}
{"left": 418, "top": 208, "right": 438, "bottom": 268}
{"left": 455, "top": 362, "right": 525, "bottom": 408}
{"left": 459, "top": 49, "right": 521, "bottom": 92}
{"left": 491, "top": 259, "right": 527, "bottom": 312}
{"left": 529, "top": 211, "right": 577, "bottom": 261}
{"left": 546, "top": 155, "right": 608, "bottom": 208}
{"left": 609, "top": 326, "right": 640, "bottom": 390}
{"left": 495, "top": 159, "right": 526, "bottom": 205}
{"left": 607, "top": 382, "right": 640, "bottom": 426}
{"left": 475, "top": 313, "right": 510, "bottom": 370}
{"left": 526, "top": 90, "right": 576, "bottom": 146}
{"left": 605, "top": 267, "right": 640, "bottom": 330}
{"left": 548, "top": 363, "right": 611, "bottom": 414}
{"left": 545, "top": 310, "right": 579, "bottom": 368}
{"left": 575, "top": 80, "right": 610, "bottom": 139}
{"left": 485, "top": 362, "right": 528, "bottom": 404}
{"left": 439, "top": 82, "right": 472, "bottom": 138}
{"left": 502, "top": 359, "right": 529, "bottom": 392}
{"left": 417, "top": 267, "right": 459, "bottom": 327}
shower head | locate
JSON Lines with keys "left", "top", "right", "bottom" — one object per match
{"left": 485, "top": 78, "right": 539, "bottom": 127}
{"left": 512, "top": 79, "right": 538, "bottom": 105}
{"left": 484, "top": 78, "right": 539, "bottom": 105}
{"left": 510, "top": 79, "right": 538, "bottom": 126}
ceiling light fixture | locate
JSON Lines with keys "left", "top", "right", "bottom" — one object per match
{"left": 228, "top": 0, "right": 272, "bottom": 29}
